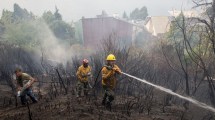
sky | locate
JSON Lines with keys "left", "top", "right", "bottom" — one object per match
{"left": 0, "top": 0, "right": 194, "bottom": 22}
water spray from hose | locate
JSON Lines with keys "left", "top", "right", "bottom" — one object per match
{"left": 121, "top": 72, "right": 215, "bottom": 113}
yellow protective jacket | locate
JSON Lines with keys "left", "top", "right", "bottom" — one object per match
{"left": 102, "top": 65, "right": 121, "bottom": 89}
{"left": 76, "top": 65, "right": 91, "bottom": 82}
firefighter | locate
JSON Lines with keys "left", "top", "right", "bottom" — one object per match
{"left": 15, "top": 68, "right": 38, "bottom": 105}
{"left": 76, "top": 59, "right": 92, "bottom": 98}
{"left": 102, "top": 54, "right": 121, "bottom": 110}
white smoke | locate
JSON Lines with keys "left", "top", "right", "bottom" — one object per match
{"left": 33, "top": 20, "right": 74, "bottom": 65}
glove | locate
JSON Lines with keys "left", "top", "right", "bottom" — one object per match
{"left": 17, "top": 87, "right": 22, "bottom": 91}
{"left": 17, "top": 91, "right": 21, "bottom": 97}
{"left": 26, "top": 81, "right": 32, "bottom": 88}
{"left": 81, "top": 74, "right": 87, "bottom": 78}
{"left": 113, "top": 68, "right": 121, "bottom": 74}
{"left": 87, "top": 72, "right": 91, "bottom": 76}
{"left": 82, "top": 72, "right": 91, "bottom": 78}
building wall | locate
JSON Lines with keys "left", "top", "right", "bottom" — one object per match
{"left": 82, "top": 17, "right": 133, "bottom": 48}
{"left": 145, "top": 16, "right": 171, "bottom": 36}
{"left": 145, "top": 19, "right": 156, "bottom": 36}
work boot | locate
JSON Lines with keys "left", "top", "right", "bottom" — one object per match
{"left": 106, "top": 101, "right": 112, "bottom": 111}
{"left": 21, "top": 102, "right": 26, "bottom": 106}
{"left": 84, "top": 90, "right": 88, "bottom": 97}
{"left": 32, "top": 100, "right": 38, "bottom": 104}
{"left": 102, "top": 99, "right": 106, "bottom": 106}
{"left": 30, "top": 97, "right": 38, "bottom": 103}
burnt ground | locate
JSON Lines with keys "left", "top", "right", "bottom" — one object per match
{"left": 0, "top": 83, "right": 212, "bottom": 120}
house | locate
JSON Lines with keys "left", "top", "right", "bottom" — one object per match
{"left": 75, "top": 11, "right": 158, "bottom": 48}
{"left": 144, "top": 16, "right": 173, "bottom": 36}
{"left": 81, "top": 17, "right": 133, "bottom": 48}
{"left": 168, "top": 10, "right": 199, "bottom": 18}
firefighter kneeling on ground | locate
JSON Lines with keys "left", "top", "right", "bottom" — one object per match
{"left": 102, "top": 54, "right": 121, "bottom": 110}
{"left": 76, "top": 59, "right": 92, "bottom": 98}
{"left": 15, "top": 68, "right": 38, "bottom": 105}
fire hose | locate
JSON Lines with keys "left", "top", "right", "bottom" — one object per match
{"left": 121, "top": 72, "right": 215, "bottom": 113}
{"left": 92, "top": 65, "right": 215, "bottom": 113}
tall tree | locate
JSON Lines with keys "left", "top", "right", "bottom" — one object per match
{"left": 42, "top": 11, "right": 55, "bottom": 24}
{"left": 49, "top": 20, "right": 74, "bottom": 40}
{"left": 192, "top": 0, "right": 215, "bottom": 106}
{"left": 4, "top": 22, "right": 39, "bottom": 48}
{"left": 139, "top": 6, "right": 148, "bottom": 20}
{"left": 130, "top": 8, "right": 139, "bottom": 20}
{"left": 130, "top": 6, "right": 148, "bottom": 20}
{"left": 42, "top": 9, "right": 77, "bottom": 44}
{"left": 54, "top": 6, "right": 62, "bottom": 21}
{"left": 13, "top": 3, "right": 34, "bottom": 22}
{"left": 123, "top": 11, "right": 128, "bottom": 19}
{"left": 1, "top": 10, "right": 13, "bottom": 24}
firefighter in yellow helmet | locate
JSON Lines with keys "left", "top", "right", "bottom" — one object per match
{"left": 102, "top": 54, "right": 121, "bottom": 110}
{"left": 76, "top": 59, "right": 92, "bottom": 98}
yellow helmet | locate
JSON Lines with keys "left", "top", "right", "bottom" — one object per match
{"left": 106, "top": 54, "right": 116, "bottom": 61}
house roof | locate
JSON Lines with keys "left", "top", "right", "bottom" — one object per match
{"left": 168, "top": 10, "right": 199, "bottom": 18}
{"left": 145, "top": 16, "right": 171, "bottom": 34}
